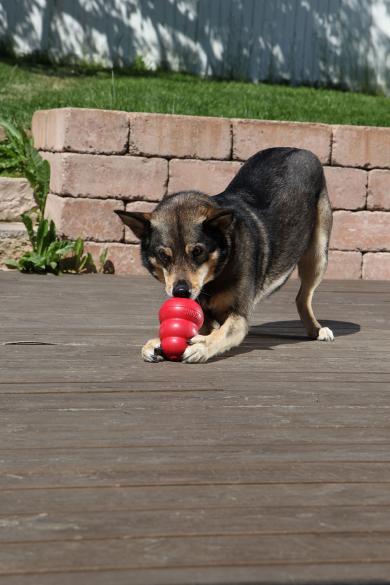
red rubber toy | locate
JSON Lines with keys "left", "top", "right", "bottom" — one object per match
{"left": 159, "top": 298, "right": 204, "bottom": 361}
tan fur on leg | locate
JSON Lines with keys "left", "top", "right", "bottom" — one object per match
{"left": 183, "top": 314, "right": 248, "bottom": 363}
{"left": 296, "top": 191, "right": 334, "bottom": 342}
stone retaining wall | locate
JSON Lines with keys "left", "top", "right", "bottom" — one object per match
{"left": 31, "top": 108, "right": 390, "bottom": 279}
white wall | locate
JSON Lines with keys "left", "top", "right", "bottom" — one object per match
{"left": 1, "top": 0, "right": 389, "bottom": 94}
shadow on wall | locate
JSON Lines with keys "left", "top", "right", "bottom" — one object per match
{"left": 1, "top": 0, "right": 389, "bottom": 93}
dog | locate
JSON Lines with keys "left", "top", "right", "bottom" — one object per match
{"left": 115, "top": 147, "right": 334, "bottom": 363}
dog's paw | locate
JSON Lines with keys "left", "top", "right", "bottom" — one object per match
{"left": 188, "top": 334, "right": 207, "bottom": 345}
{"left": 182, "top": 342, "right": 209, "bottom": 363}
{"left": 317, "top": 327, "right": 334, "bottom": 342}
{"left": 142, "top": 338, "right": 164, "bottom": 362}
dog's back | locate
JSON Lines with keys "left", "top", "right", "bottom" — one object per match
{"left": 221, "top": 147, "right": 324, "bottom": 209}
{"left": 215, "top": 147, "right": 327, "bottom": 282}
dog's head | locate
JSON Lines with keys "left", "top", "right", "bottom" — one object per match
{"left": 115, "top": 192, "right": 234, "bottom": 299}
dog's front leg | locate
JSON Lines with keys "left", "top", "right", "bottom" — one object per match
{"left": 182, "top": 314, "right": 248, "bottom": 364}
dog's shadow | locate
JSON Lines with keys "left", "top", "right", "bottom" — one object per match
{"left": 212, "top": 320, "right": 360, "bottom": 361}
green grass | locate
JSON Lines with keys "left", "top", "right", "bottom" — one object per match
{"left": 0, "top": 59, "right": 389, "bottom": 128}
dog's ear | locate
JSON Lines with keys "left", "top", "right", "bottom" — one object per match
{"left": 203, "top": 208, "right": 235, "bottom": 231}
{"left": 114, "top": 210, "right": 152, "bottom": 240}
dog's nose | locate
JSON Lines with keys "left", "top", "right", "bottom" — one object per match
{"left": 172, "top": 279, "right": 191, "bottom": 298}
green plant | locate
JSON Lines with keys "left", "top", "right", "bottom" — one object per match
{"left": 0, "top": 118, "right": 97, "bottom": 274}
{"left": 0, "top": 118, "right": 49, "bottom": 213}
{"left": 5, "top": 214, "right": 76, "bottom": 273}
{"left": 98, "top": 247, "right": 109, "bottom": 272}
{"left": 72, "top": 238, "right": 94, "bottom": 273}
{"left": 132, "top": 55, "right": 150, "bottom": 73}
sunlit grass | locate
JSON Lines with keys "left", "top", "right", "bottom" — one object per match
{"left": 0, "top": 60, "right": 389, "bottom": 128}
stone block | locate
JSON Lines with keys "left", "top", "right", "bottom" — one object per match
{"left": 367, "top": 170, "right": 390, "bottom": 210}
{"left": 324, "top": 167, "right": 366, "bottom": 210}
{"left": 43, "top": 153, "right": 167, "bottom": 200}
{"left": 332, "top": 125, "right": 390, "bottom": 169}
{"left": 363, "top": 252, "right": 390, "bottom": 280}
{"left": 32, "top": 108, "right": 129, "bottom": 154}
{"left": 326, "top": 250, "right": 362, "bottom": 279}
{"left": 0, "top": 177, "right": 35, "bottom": 220}
{"left": 84, "top": 242, "right": 147, "bottom": 275}
{"left": 129, "top": 113, "right": 231, "bottom": 160}
{"left": 232, "top": 119, "right": 331, "bottom": 163}
{"left": 331, "top": 211, "right": 390, "bottom": 252}
{"left": 45, "top": 194, "right": 124, "bottom": 242}
{"left": 168, "top": 159, "right": 242, "bottom": 195}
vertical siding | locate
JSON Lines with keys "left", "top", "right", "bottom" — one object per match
{"left": 1, "top": 0, "right": 389, "bottom": 94}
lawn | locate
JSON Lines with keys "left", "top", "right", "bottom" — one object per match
{"left": 0, "top": 59, "right": 389, "bottom": 128}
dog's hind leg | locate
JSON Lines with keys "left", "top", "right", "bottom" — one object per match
{"left": 296, "top": 189, "right": 334, "bottom": 341}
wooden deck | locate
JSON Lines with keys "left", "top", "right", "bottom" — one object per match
{"left": 1, "top": 272, "right": 389, "bottom": 584}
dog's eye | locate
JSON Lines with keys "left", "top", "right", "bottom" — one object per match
{"left": 192, "top": 245, "right": 204, "bottom": 259}
{"left": 158, "top": 249, "right": 171, "bottom": 264}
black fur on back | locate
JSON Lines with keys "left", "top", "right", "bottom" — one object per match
{"left": 213, "top": 147, "right": 325, "bottom": 291}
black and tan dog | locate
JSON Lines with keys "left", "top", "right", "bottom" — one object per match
{"left": 116, "top": 147, "right": 334, "bottom": 363}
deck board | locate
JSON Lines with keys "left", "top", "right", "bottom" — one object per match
{"left": 0, "top": 272, "right": 389, "bottom": 583}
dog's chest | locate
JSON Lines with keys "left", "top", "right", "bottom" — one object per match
{"left": 202, "top": 288, "right": 236, "bottom": 319}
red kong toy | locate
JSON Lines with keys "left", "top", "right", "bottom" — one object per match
{"left": 159, "top": 298, "right": 204, "bottom": 361}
